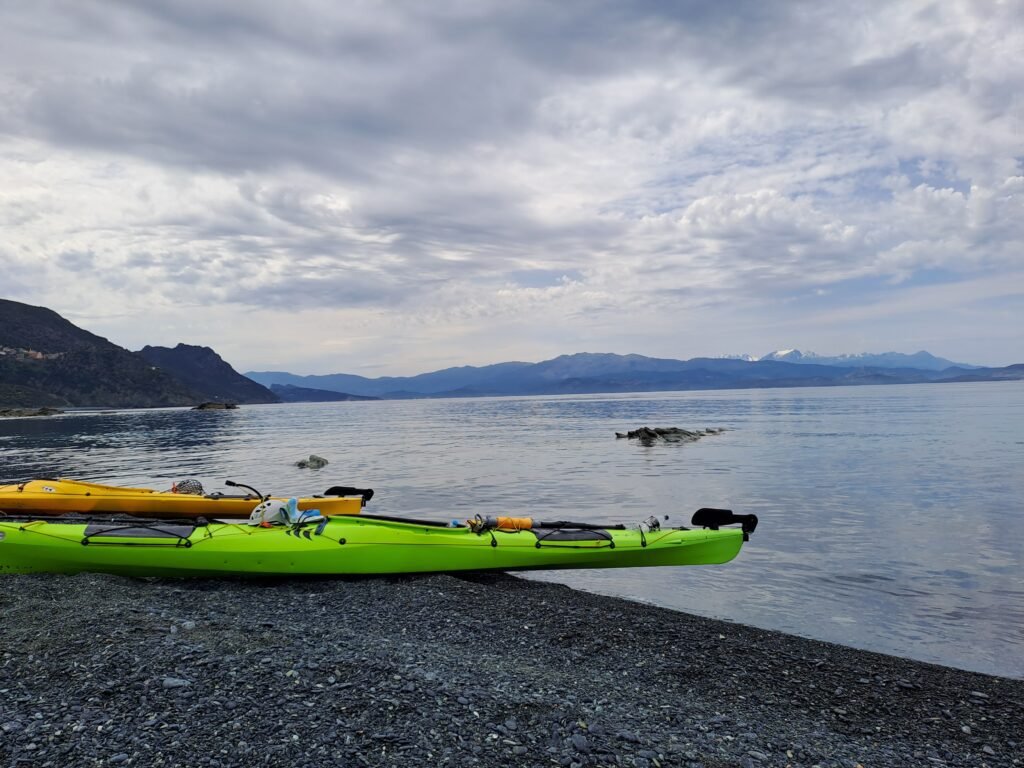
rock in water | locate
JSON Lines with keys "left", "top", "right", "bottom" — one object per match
{"left": 614, "top": 426, "right": 726, "bottom": 445}
{"left": 296, "top": 454, "right": 329, "bottom": 469}
{"left": 0, "top": 407, "right": 64, "bottom": 418}
{"left": 192, "top": 402, "right": 238, "bottom": 410}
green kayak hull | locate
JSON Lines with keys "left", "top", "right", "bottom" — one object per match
{"left": 0, "top": 515, "right": 748, "bottom": 578}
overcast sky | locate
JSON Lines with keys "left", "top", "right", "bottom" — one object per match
{"left": 1, "top": 1, "right": 1021, "bottom": 374}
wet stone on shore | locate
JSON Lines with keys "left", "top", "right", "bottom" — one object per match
{"left": 0, "top": 572, "right": 1021, "bottom": 767}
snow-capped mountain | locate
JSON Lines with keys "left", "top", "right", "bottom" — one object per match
{"left": 756, "top": 349, "right": 976, "bottom": 370}
{"left": 247, "top": 350, "right": 1022, "bottom": 400}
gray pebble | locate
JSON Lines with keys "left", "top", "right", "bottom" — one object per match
{"left": 2, "top": 571, "right": 1022, "bottom": 768}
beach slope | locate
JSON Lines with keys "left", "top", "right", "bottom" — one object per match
{"left": 1, "top": 573, "right": 1021, "bottom": 767}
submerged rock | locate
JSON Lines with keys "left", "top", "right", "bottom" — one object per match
{"left": 615, "top": 426, "right": 726, "bottom": 444}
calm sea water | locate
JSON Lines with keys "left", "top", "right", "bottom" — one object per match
{"left": 2, "top": 382, "right": 1022, "bottom": 678}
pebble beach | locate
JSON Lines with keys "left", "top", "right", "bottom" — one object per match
{"left": 1, "top": 572, "right": 1022, "bottom": 768}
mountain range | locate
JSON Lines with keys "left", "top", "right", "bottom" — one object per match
{"left": 269, "top": 384, "right": 379, "bottom": 403}
{"left": 747, "top": 349, "right": 976, "bottom": 370}
{"left": 246, "top": 351, "right": 1023, "bottom": 400}
{"left": 1, "top": 297, "right": 1021, "bottom": 408}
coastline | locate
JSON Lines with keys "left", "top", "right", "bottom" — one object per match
{"left": 1, "top": 573, "right": 1020, "bottom": 767}
{"left": 1, "top": 369, "right": 1022, "bottom": 416}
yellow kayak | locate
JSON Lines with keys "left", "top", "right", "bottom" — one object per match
{"left": 0, "top": 478, "right": 367, "bottom": 519}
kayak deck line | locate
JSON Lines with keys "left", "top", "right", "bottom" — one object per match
{"left": 1, "top": 518, "right": 723, "bottom": 548}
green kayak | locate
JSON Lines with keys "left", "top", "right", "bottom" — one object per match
{"left": 0, "top": 509, "right": 756, "bottom": 578}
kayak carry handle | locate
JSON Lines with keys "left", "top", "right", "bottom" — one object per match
{"left": 224, "top": 480, "right": 266, "bottom": 501}
{"left": 691, "top": 508, "right": 758, "bottom": 538}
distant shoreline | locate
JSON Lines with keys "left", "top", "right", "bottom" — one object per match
{"left": 3, "top": 374, "right": 1021, "bottom": 412}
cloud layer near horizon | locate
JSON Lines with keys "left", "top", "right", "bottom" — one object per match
{"left": 1, "top": 0, "right": 1021, "bottom": 372}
